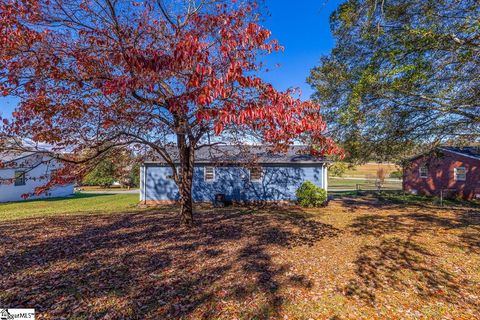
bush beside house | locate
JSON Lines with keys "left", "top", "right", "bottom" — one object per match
{"left": 296, "top": 181, "right": 327, "bottom": 207}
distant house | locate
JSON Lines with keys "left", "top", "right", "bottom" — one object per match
{"left": 403, "top": 146, "right": 480, "bottom": 200}
{"left": 0, "top": 152, "right": 74, "bottom": 202}
{"left": 140, "top": 145, "right": 329, "bottom": 204}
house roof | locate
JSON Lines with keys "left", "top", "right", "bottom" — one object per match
{"left": 406, "top": 146, "right": 480, "bottom": 162}
{"left": 0, "top": 151, "right": 36, "bottom": 163}
{"left": 439, "top": 146, "right": 480, "bottom": 160}
{"left": 145, "top": 145, "right": 330, "bottom": 165}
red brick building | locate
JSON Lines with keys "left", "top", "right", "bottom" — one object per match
{"left": 403, "top": 147, "right": 480, "bottom": 200}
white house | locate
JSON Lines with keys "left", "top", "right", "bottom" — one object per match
{"left": 0, "top": 152, "right": 74, "bottom": 202}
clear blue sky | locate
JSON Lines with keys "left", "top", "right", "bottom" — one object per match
{"left": 260, "top": 0, "right": 339, "bottom": 99}
{"left": 0, "top": 0, "right": 339, "bottom": 118}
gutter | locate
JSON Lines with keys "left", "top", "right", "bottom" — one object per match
{"left": 141, "top": 165, "right": 146, "bottom": 205}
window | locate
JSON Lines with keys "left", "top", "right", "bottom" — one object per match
{"left": 249, "top": 167, "right": 263, "bottom": 182}
{"left": 14, "top": 171, "right": 26, "bottom": 186}
{"left": 204, "top": 167, "right": 215, "bottom": 182}
{"left": 419, "top": 165, "right": 428, "bottom": 178}
{"left": 454, "top": 167, "right": 466, "bottom": 181}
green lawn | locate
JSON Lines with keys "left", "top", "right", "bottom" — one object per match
{"left": 0, "top": 193, "right": 141, "bottom": 221}
{"left": 329, "top": 163, "right": 403, "bottom": 192}
{"left": 329, "top": 177, "right": 402, "bottom": 191}
{"left": 78, "top": 186, "right": 139, "bottom": 192}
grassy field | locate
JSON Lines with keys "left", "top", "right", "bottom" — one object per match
{"left": 329, "top": 177, "right": 402, "bottom": 191}
{"left": 0, "top": 193, "right": 141, "bottom": 221}
{"left": 0, "top": 194, "right": 479, "bottom": 319}
{"left": 329, "top": 162, "right": 403, "bottom": 191}
{"left": 339, "top": 162, "right": 400, "bottom": 178}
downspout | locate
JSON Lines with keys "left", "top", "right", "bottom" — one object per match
{"left": 324, "top": 163, "right": 328, "bottom": 194}
{"left": 141, "top": 165, "right": 146, "bottom": 205}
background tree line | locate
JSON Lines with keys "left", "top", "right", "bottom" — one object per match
{"left": 82, "top": 150, "right": 141, "bottom": 189}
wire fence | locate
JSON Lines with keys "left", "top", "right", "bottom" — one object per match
{"left": 329, "top": 180, "right": 403, "bottom": 192}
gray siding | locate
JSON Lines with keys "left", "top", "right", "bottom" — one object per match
{"left": 141, "top": 164, "right": 327, "bottom": 202}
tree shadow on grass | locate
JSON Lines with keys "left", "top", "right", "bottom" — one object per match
{"left": 0, "top": 206, "right": 339, "bottom": 319}
{"left": 458, "top": 227, "right": 480, "bottom": 254}
{"left": 343, "top": 204, "right": 480, "bottom": 311}
{"left": 343, "top": 236, "right": 461, "bottom": 303}
{"left": 336, "top": 194, "right": 480, "bottom": 213}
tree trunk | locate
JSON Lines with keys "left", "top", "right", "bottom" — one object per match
{"left": 176, "top": 122, "right": 196, "bottom": 226}
{"left": 179, "top": 176, "right": 194, "bottom": 225}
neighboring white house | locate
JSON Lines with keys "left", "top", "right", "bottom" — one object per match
{"left": 0, "top": 152, "right": 74, "bottom": 202}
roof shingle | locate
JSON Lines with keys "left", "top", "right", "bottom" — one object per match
{"left": 440, "top": 146, "right": 480, "bottom": 160}
{"left": 145, "top": 145, "right": 329, "bottom": 165}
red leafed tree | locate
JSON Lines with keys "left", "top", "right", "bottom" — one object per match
{"left": 0, "top": 0, "right": 341, "bottom": 224}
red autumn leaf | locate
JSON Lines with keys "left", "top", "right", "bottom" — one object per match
{"left": 213, "top": 122, "right": 224, "bottom": 136}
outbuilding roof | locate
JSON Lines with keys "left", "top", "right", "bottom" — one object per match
{"left": 439, "top": 146, "right": 480, "bottom": 160}
{"left": 145, "top": 145, "right": 330, "bottom": 165}
{"left": 406, "top": 146, "right": 480, "bottom": 162}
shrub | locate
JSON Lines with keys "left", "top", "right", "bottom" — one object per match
{"left": 389, "top": 170, "right": 403, "bottom": 180}
{"left": 296, "top": 181, "right": 327, "bottom": 207}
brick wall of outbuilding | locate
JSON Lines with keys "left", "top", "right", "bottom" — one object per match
{"left": 403, "top": 151, "right": 480, "bottom": 200}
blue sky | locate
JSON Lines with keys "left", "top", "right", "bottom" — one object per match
{"left": 260, "top": 0, "right": 339, "bottom": 99}
{"left": 0, "top": 0, "right": 339, "bottom": 118}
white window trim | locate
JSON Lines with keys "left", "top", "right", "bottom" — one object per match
{"left": 419, "top": 165, "right": 428, "bottom": 178}
{"left": 204, "top": 166, "right": 215, "bottom": 182}
{"left": 249, "top": 167, "right": 263, "bottom": 183}
{"left": 454, "top": 167, "right": 466, "bottom": 181}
